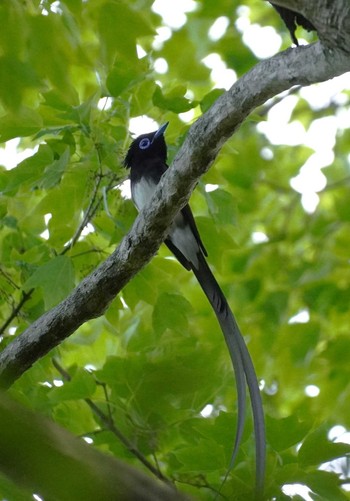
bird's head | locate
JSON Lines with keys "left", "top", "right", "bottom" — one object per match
{"left": 124, "top": 122, "right": 169, "bottom": 168}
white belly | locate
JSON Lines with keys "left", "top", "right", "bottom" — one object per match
{"left": 132, "top": 179, "right": 157, "bottom": 211}
{"left": 132, "top": 179, "right": 200, "bottom": 268}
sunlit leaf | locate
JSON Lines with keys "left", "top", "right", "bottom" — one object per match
{"left": 153, "top": 85, "right": 197, "bottom": 113}
{"left": 0, "top": 108, "right": 43, "bottom": 142}
{"left": 49, "top": 368, "right": 96, "bottom": 403}
{"left": 298, "top": 425, "right": 350, "bottom": 466}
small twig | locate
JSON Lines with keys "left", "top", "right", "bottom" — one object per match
{"left": 62, "top": 169, "right": 120, "bottom": 255}
{"left": 94, "top": 376, "right": 114, "bottom": 424}
{"left": 51, "top": 358, "right": 173, "bottom": 486}
{"left": 0, "top": 289, "right": 34, "bottom": 336}
{"left": 70, "top": 248, "right": 107, "bottom": 259}
{"left": 61, "top": 172, "right": 103, "bottom": 255}
{"left": 174, "top": 474, "right": 225, "bottom": 499}
{"left": 62, "top": 138, "right": 111, "bottom": 255}
{"left": 0, "top": 268, "right": 20, "bottom": 290}
{"left": 256, "top": 85, "right": 301, "bottom": 117}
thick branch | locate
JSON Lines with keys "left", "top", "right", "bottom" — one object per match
{"left": 0, "top": 6, "right": 349, "bottom": 388}
{"left": 0, "top": 391, "right": 185, "bottom": 501}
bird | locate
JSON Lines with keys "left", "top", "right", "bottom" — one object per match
{"left": 269, "top": 2, "right": 316, "bottom": 46}
{"left": 124, "top": 122, "right": 265, "bottom": 495}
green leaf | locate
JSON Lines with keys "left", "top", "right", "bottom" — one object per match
{"left": 98, "top": 2, "right": 154, "bottom": 63}
{"left": 0, "top": 56, "right": 41, "bottom": 111}
{"left": 153, "top": 84, "right": 197, "bottom": 113}
{"left": 281, "top": 322, "right": 320, "bottom": 365}
{"left": 160, "top": 27, "right": 210, "bottom": 83}
{"left": 28, "top": 14, "right": 78, "bottom": 101}
{"left": 266, "top": 414, "right": 311, "bottom": 452}
{"left": 49, "top": 368, "right": 96, "bottom": 403}
{"left": 123, "top": 266, "right": 160, "bottom": 308}
{"left": 24, "top": 255, "right": 75, "bottom": 309}
{"left": 2, "top": 145, "right": 53, "bottom": 194}
{"left": 205, "top": 188, "right": 237, "bottom": 225}
{"left": 152, "top": 292, "right": 192, "bottom": 335}
{"left": 106, "top": 57, "right": 148, "bottom": 97}
{"left": 0, "top": 107, "right": 43, "bottom": 142}
{"left": 305, "top": 471, "right": 348, "bottom": 501}
{"left": 0, "top": 3, "right": 27, "bottom": 57}
{"left": 298, "top": 425, "right": 350, "bottom": 466}
{"left": 71, "top": 93, "right": 99, "bottom": 129}
{"left": 41, "top": 147, "right": 70, "bottom": 189}
{"left": 172, "top": 439, "right": 226, "bottom": 472}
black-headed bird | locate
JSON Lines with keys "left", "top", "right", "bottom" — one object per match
{"left": 124, "top": 122, "right": 265, "bottom": 495}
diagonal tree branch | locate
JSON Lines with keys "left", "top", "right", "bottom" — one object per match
{"left": 0, "top": 0, "right": 349, "bottom": 389}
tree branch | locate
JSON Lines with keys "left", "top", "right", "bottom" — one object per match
{"left": 0, "top": 390, "right": 186, "bottom": 501}
{"left": 0, "top": 1, "right": 349, "bottom": 388}
{"left": 0, "top": 289, "right": 34, "bottom": 337}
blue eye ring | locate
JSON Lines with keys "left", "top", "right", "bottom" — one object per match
{"left": 139, "top": 138, "right": 151, "bottom": 150}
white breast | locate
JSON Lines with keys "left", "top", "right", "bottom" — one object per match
{"left": 131, "top": 179, "right": 158, "bottom": 211}
{"left": 132, "top": 180, "right": 200, "bottom": 268}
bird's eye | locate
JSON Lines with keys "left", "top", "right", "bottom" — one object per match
{"left": 139, "top": 138, "right": 151, "bottom": 150}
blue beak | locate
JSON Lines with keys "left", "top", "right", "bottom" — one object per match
{"left": 152, "top": 122, "right": 169, "bottom": 142}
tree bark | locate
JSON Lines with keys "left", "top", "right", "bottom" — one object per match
{"left": 271, "top": 0, "right": 350, "bottom": 50}
{"left": 0, "top": 0, "right": 349, "bottom": 388}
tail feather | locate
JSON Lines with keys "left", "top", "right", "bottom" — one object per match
{"left": 192, "top": 253, "right": 265, "bottom": 495}
{"left": 225, "top": 311, "right": 265, "bottom": 495}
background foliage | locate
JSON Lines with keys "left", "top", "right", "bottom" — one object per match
{"left": 0, "top": 0, "right": 350, "bottom": 499}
